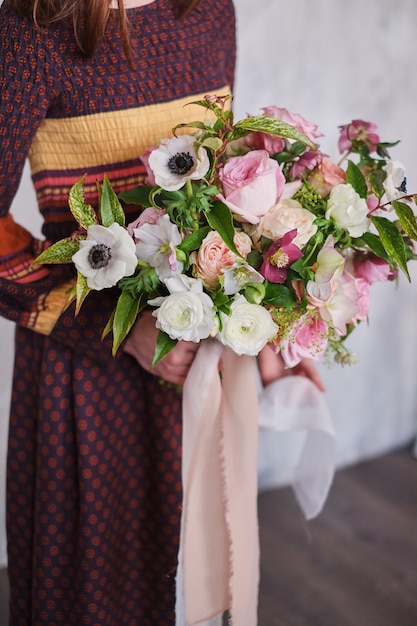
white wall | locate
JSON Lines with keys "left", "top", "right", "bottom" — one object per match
{"left": 2, "top": 0, "right": 417, "bottom": 566}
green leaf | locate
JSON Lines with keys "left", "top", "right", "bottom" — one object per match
{"left": 118, "top": 185, "right": 154, "bottom": 207}
{"left": 346, "top": 161, "right": 368, "bottom": 199}
{"left": 201, "top": 136, "right": 224, "bottom": 151}
{"left": 151, "top": 331, "right": 177, "bottom": 368}
{"left": 204, "top": 200, "right": 240, "bottom": 256}
{"left": 112, "top": 290, "right": 141, "bottom": 354}
{"left": 74, "top": 272, "right": 91, "bottom": 315}
{"left": 68, "top": 176, "right": 98, "bottom": 229}
{"left": 99, "top": 175, "right": 126, "bottom": 227}
{"left": 371, "top": 216, "right": 410, "bottom": 280}
{"left": 232, "top": 116, "right": 315, "bottom": 148}
{"left": 368, "top": 169, "right": 386, "bottom": 199}
{"left": 263, "top": 282, "right": 297, "bottom": 308}
{"left": 360, "top": 232, "right": 390, "bottom": 260}
{"left": 392, "top": 200, "right": 417, "bottom": 240}
{"left": 34, "top": 238, "right": 81, "bottom": 265}
{"left": 178, "top": 226, "right": 211, "bottom": 253}
{"left": 172, "top": 121, "right": 216, "bottom": 134}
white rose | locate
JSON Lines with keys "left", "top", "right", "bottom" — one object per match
{"left": 72, "top": 222, "right": 137, "bottom": 290}
{"left": 218, "top": 295, "right": 278, "bottom": 356}
{"left": 148, "top": 275, "right": 217, "bottom": 342}
{"left": 325, "top": 183, "right": 370, "bottom": 238}
{"left": 257, "top": 199, "right": 317, "bottom": 248}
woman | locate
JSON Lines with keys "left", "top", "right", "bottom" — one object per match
{"left": 0, "top": 0, "right": 323, "bottom": 623}
{"left": 0, "top": 1, "right": 236, "bottom": 623}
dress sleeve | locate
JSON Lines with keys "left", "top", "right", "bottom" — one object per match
{"left": 0, "top": 8, "right": 120, "bottom": 362}
{"left": 0, "top": 8, "right": 63, "bottom": 322}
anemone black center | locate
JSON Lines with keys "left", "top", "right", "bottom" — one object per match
{"left": 88, "top": 244, "right": 112, "bottom": 269}
{"left": 168, "top": 151, "right": 194, "bottom": 175}
{"left": 399, "top": 177, "right": 407, "bottom": 193}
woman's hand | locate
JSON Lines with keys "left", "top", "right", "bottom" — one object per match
{"left": 257, "top": 345, "right": 326, "bottom": 392}
{"left": 123, "top": 310, "right": 199, "bottom": 386}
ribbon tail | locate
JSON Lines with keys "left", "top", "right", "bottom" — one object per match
{"left": 221, "top": 349, "right": 260, "bottom": 626}
{"left": 177, "top": 340, "right": 230, "bottom": 625}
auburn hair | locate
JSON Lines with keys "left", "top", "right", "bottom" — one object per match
{"left": 5, "top": 0, "right": 202, "bottom": 57}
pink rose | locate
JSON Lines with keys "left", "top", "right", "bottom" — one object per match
{"left": 218, "top": 150, "right": 285, "bottom": 224}
{"left": 338, "top": 120, "right": 380, "bottom": 154}
{"left": 194, "top": 230, "right": 252, "bottom": 290}
{"left": 352, "top": 254, "right": 392, "bottom": 284}
{"left": 308, "top": 157, "right": 346, "bottom": 197}
{"left": 278, "top": 312, "right": 329, "bottom": 368}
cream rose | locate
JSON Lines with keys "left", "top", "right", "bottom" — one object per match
{"left": 257, "top": 199, "right": 317, "bottom": 248}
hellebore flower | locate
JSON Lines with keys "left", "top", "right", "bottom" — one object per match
{"left": 260, "top": 229, "right": 303, "bottom": 283}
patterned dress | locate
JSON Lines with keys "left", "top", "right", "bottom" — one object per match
{"left": 0, "top": 1, "right": 236, "bottom": 623}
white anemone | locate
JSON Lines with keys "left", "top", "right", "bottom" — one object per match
{"left": 148, "top": 135, "right": 210, "bottom": 191}
{"left": 72, "top": 223, "right": 137, "bottom": 290}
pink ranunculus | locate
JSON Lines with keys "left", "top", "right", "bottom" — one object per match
{"left": 338, "top": 120, "right": 380, "bottom": 154}
{"left": 193, "top": 230, "right": 252, "bottom": 290}
{"left": 353, "top": 254, "right": 392, "bottom": 284}
{"left": 308, "top": 157, "right": 346, "bottom": 197}
{"left": 279, "top": 311, "right": 329, "bottom": 368}
{"left": 218, "top": 150, "right": 285, "bottom": 224}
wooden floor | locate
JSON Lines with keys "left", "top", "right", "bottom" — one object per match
{"left": 0, "top": 446, "right": 416, "bottom": 625}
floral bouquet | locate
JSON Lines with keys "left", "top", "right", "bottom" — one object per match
{"left": 35, "top": 95, "right": 417, "bottom": 368}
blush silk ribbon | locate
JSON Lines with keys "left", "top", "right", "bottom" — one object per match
{"left": 175, "top": 340, "right": 336, "bottom": 625}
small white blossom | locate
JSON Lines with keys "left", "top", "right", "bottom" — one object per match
{"left": 325, "top": 183, "right": 370, "bottom": 238}
{"left": 218, "top": 294, "right": 278, "bottom": 356}
{"left": 222, "top": 264, "right": 265, "bottom": 295}
{"left": 72, "top": 223, "right": 137, "bottom": 290}
{"left": 134, "top": 214, "right": 183, "bottom": 279}
{"left": 148, "top": 135, "right": 210, "bottom": 191}
{"left": 148, "top": 275, "right": 218, "bottom": 342}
